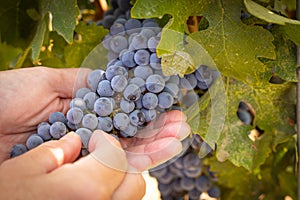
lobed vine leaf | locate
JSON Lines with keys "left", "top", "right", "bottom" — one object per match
{"left": 263, "top": 26, "right": 298, "bottom": 82}
{"left": 190, "top": 0, "right": 276, "bottom": 85}
{"left": 189, "top": 77, "right": 295, "bottom": 171}
{"left": 31, "top": 0, "right": 80, "bottom": 62}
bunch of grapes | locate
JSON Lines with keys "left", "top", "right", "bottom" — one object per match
{"left": 10, "top": 6, "right": 222, "bottom": 200}
{"left": 149, "top": 134, "right": 221, "bottom": 200}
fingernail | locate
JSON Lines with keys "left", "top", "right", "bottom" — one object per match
{"left": 167, "top": 139, "right": 182, "bottom": 158}
{"left": 178, "top": 123, "right": 191, "bottom": 140}
{"left": 61, "top": 132, "right": 78, "bottom": 141}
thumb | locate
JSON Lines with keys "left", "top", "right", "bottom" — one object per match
{"left": 7, "top": 132, "right": 81, "bottom": 175}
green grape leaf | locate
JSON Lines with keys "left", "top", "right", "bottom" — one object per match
{"left": 190, "top": 0, "right": 276, "bottom": 85}
{"left": 64, "top": 22, "right": 108, "bottom": 68}
{"left": 244, "top": 0, "right": 300, "bottom": 25}
{"left": 282, "top": 24, "right": 300, "bottom": 47}
{"left": 262, "top": 26, "right": 298, "bottom": 82}
{"left": 0, "top": 43, "right": 23, "bottom": 70}
{"left": 42, "top": 0, "right": 80, "bottom": 43}
{"left": 189, "top": 78, "right": 295, "bottom": 170}
{"left": 30, "top": 0, "right": 80, "bottom": 61}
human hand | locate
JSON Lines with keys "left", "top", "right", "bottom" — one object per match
{"left": 0, "top": 110, "right": 190, "bottom": 200}
{"left": 0, "top": 67, "right": 90, "bottom": 162}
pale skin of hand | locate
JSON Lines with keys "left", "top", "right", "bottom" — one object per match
{"left": 0, "top": 67, "right": 191, "bottom": 200}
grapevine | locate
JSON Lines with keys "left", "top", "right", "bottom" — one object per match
{"left": 1, "top": 0, "right": 299, "bottom": 199}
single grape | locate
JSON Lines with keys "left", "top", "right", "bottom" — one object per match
{"left": 114, "top": 18, "right": 127, "bottom": 25}
{"left": 75, "top": 128, "right": 92, "bottom": 149}
{"left": 143, "top": 21, "right": 159, "bottom": 28}
{"left": 81, "top": 148, "right": 90, "bottom": 157}
{"left": 50, "top": 121, "right": 67, "bottom": 139}
{"left": 70, "top": 98, "right": 87, "bottom": 111}
{"left": 158, "top": 92, "right": 174, "bottom": 109}
{"left": 180, "top": 177, "right": 195, "bottom": 191}
{"left": 123, "top": 84, "right": 142, "bottom": 101}
{"left": 148, "top": 36, "right": 160, "bottom": 52}
{"left": 149, "top": 53, "right": 161, "bottom": 70}
{"left": 94, "top": 97, "right": 114, "bottom": 116}
{"left": 82, "top": 114, "right": 98, "bottom": 130}
{"left": 37, "top": 122, "right": 51, "bottom": 141}
{"left": 128, "top": 32, "right": 139, "bottom": 45}
{"left": 129, "top": 34, "right": 148, "bottom": 50}
{"left": 110, "top": 22, "right": 125, "bottom": 36}
{"left": 10, "top": 144, "right": 27, "bottom": 158}
{"left": 167, "top": 75, "right": 180, "bottom": 85}
{"left": 97, "top": 79, "right": 114, "bottom": 97}
{"left": 120, "top": 99, "right": 135, "bottom": 113}
{"left": 142, "top": 92, "right": 158, "bottom": 109}
{"left": 129, "top": 110, "right": 146, "bottom": 126}
{"left": 26, "top": 134, "right": 44, "bottom": 150}
{"left": 134, "top": 49, "right": 150, "bottom": 66}
{"left": 49, "top": 112, "right": 67, "bottom": 124}
{"left": 146, "top": 74, "right": 165, "bottom": 93}
{"left": 121, "top": 50, "right": 136, "bottom": 68}
{"left": 237, "top": 109, "right": 252, "bottom": 125}
{"left": 184, "top": 167, "right": 202, "bottom": 178}
{"left": 66, "top": 107, "right": 84, "bottom": 124}
{"left": 110, "top": 35, "right": 128, "bottom": 53}
{"left": 83, "top": 92, "right": 99, "bottom": 111}
{"left": 113, "top": 113, "right": 130, "bottom": 130}
{"left": 88, "top": 69, "right": 105, "bottom": 92}
{"left": 163, "top": 83, "right": 179, "bottom": 97}
{"left": 158, "top": 183, "right": 172, "bottom": 196}
{"left": 111, "top": 75, "right": 128, "bottom": 92}
{"left": 195, "top": 175, "right": 212, "bottom": 192}
{"left": 134, "top": 65, "right": 153, "bottom": 80}
{"left": 103, "top": 15, "right": 116, "bottom": 29}
{"left": 207, "top": 186, "right": 221, "bottom": 198}
{"left": 188, "top": 188, "right": 202, "bottom": 200}
{"left": 183, "top": 152, "right": 201, "bottom": 170}
{"left": 129, "top": 77, "right": 146, "bottom": 92}
{"left": 141, "top": 108, "right": 157, "bottom": 122}
{"left": 113, "top": 8, "right": 124, "bottom": 18}
{"left": 119, "top": 124, "right": 138, "bottom": 138}
{"left": 105, "top": 65, "right": 128, "bottom": 80}
{"left": 140, "top": 28, "right": 156, "bottom": 39}
{"left": 76, "top": 87, "right": 91, "bottom": 99}
{"left": 180, "top": 74, "right": 197, "bottom": 90}
{"left": 97, "top": 116, "right": 113, "bottom": 132}
{"left": 124, "top": 19, "right": 142, "bottom": 34}
{"left": 157, "top": 170, "right": 174, "bottom": 184}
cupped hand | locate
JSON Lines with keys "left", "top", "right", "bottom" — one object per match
{"left": 0, "top": 110, "right": 190, "bottom": 200}
{"left": 0, "top": 67, "right": 90, "bottom": 162}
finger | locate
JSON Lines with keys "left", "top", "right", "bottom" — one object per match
{"left": 125, "top": 137, "right": 182, "bottom": 171}
{"left": 120, "top": 121, "right": 191, "bottom": 148}
{"left": 160, "top": 110, "right": 187, "bottom": 123}
{"left": 46, "top": 131, "right": 127, "bottom": 199}
{"left": 139, "top": 110, "right": 187, "bottom": 134}
{"left": 112, "top": 173, "right": 146, "bottom": 200}
{"left": 5, "top": 132, "right": 81, "bottom": 175}
{"left": 53, "top": 68, "right": 91, "bottom": 98}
